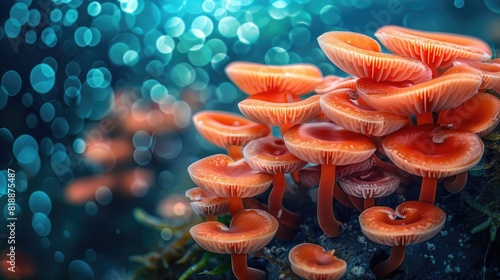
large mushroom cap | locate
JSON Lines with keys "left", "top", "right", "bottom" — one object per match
{"left": 225, "top": 62, "right": 323, "bottom": 96}
{"left": 317, "top": 31, "right": 432, "bottom": 83}
{"left": 359, "top": 201, "right": 446, "bottom": 246}
{"left": 356, "top": 65, "right": 482, "bottom": 116}
{"left": 288, "top": 243, "right": 347, "bottom": 280}
{"left": 283, "top": 122, "right": 376, "bottom": 165}
{"left": 243, "top": 136, "right": 306, "bottom": 174}
{"left": 320, "top": 88, "right": 408, "bottom": 136}
{"left": 188, "top": 154, "right": 273, "bottom": 198}
{"left": 192, "top": 111, "right": 271, "bottom": 148}
{"left": 437, "top": 92, "right": 500, "bottom": 136}
{"left": 382, "top": 124, "right": 484, "bottom": 178}
{"left": 189, "top": 209, "right": 278, "bottom": 254}
{"left": 238, "top": 95, "right": 321, "bottom": 127}
{"left": 375, "top": 25, "right": 492, "bottom": 68}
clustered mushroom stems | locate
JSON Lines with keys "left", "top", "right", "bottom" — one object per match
{"left": 187, "top": 24, "right": 500, "bottom": 279}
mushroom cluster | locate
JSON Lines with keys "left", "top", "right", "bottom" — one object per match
{"left": 186, "top": 25, "right": 500, "bottom": 279}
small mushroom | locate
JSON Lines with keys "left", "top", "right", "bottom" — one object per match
{"left": 225, "top": 62, "right": 323, "bottom": 98}
{"left": 190, "top": 209, "right": 279, "bottom": 280}
{"left": 192, "top": 111, "right": 271, "bottom": 160}
{"left": 188, "top": 154, "right": 273, "bottom": 215}
{"left": 238, "top": 95, "right": 322, "bottom": 135}
{"left": 243, "top": 136, "right": 306, "bottom": 219}
{"left": 339, "top": 165, "right": 400, "bottom": 209}
{"left": 185, "top": 187, "right": 229, "bottom": 221}
{"left": 288, "top": 243, "right": 347, "bottom": 280}
{"left": 359, "top": 201, "right": 446, "bottom": 278}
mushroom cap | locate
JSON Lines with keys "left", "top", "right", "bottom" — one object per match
{"left": 437, "top": 92, "right": 500, "bottom": 136}
{"left": 356, "top": 65, "right": 482, "bottom": 116}
{"left": 320, "top": 88, "right": 408, "bottom": 136}
{"left": 238, "top": 95, "right": 321, "bottom": 127}
{"left": 375, "top": 25, "right": 492, "bottom": 68}
{"left": 185, "top": 187, "right": 230, "bottom": 217}
{"left": 192, "top": 110, "right": 271, "bottom": 148}
{"left": 454, "top": 59, "right": 500, "bottom": 91}
{"left": 315, "top": 76, "right": 357, "bottom": 95}
{"left": 189, "top": 209, "right": 278, "bottom": 254}
{"left": 188, "top": 154, "right": 273, "bottom": 198}
{"left": 338, "top": 165, "right": 399, "bottom": 199}
{"left": 225, "top": 62, "right": 323, "bottom": 96}
{"left": 283, "top": 122, "right": 376, "bottom": 165}
{"left": 288, "top": 243, "right": 347, "bottom": 280}
{"left": 359, "top": 201, "right": 446, "bottom": 246}
{"left": 317, "top": 31, "right": 432, "bottom": 83}
{"left": 243, "top": 136, "right": 307, "bottom": 174}
{"left": 382, "top": 124, "right": 484, "bottom": 178}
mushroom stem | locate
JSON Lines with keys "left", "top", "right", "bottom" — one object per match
{"left": 443, "top": 172, "right": 468, "bottom": 193}
{"left": 227, "top": 145, "right": 243, "bottom": 161}
{"left": 347, "top": 195, "right": 364, "bottom": 212}
{"left": 229, "top": 197, "right": 245, "bottom": 216}
{"left": 372, "top": 245, "right": 406, "bottom": 278}
{"left": 269, "top": 173, "right": 286, "bottom": 218}
{"left": 416, "top": 112, "right": 434, "bottom": 125}
{"left": 364, "top": 197, "right": 375, "bottom": 209}
{"left": 419, "top": 177, "right": 438, "bottom": 204}
{"left": 231, "top": 253, "right": 266, "bottom": 280}
{"left": 334, "top": 183, "right": 354, "bottom": 209}
{"left": 318, "top": 164, "right": 344, "bottom": 238}
{"left": 205, "top": 215, "right": 217, "bottom": 222}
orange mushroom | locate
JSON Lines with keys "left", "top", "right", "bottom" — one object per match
{"left": 454, "top": 59, "right": 500, "bottom": 92}
{"left": 375, "top": 25, "right": 492, "bottom": 76}
{"left": 185, "top": 187, "right": 229, "bottom": 221}
{"left": 317, "top": 31, "right": 431, "bottom": 83}
{"left": 338, "top": 165, "right": 399, "bottom": 209}
{"left": 315, "top": 76, "right": 357, "bottom": 95}
{"left": 192, "top": 111, "right": 271, "bottom": 160}
{"left": 320, "top": 88, "right": 408, "bottom": 136}
{"left": 84, "top": 137, "right": 133, "bottom": 170}
{"left": 243, "top": 136, "right": 306, "bottom": 219}
{"left": 238, "top": 95, "right": 322, "bottom": 135}
{"left": 437, "top": 92, "right": 500, "bottom": 136}
{"left": 187, "top": 154, "right": 273, "bottom": 215}
{"left": 359, "top": 201, "right": 446, "bottom": 278}
{"left": 225, "top": 62, "right": 323, "bottom": 100}
{"left": 356, "top": 65, "right": 482, "bottom": 125}
{"left": 298, "top": 158, "right": 374, "bottom": 210}
{"left": 283, "top": 122, "right": 376, "bottom": 237}
{"left": 190, "top": 209, "right": 278, "bottom": 280}
{"left": 382, "top": 124, "right": 484, "bottom": 204}
{"left": 288, "top": 243, "right": 347, "bottom": 280}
